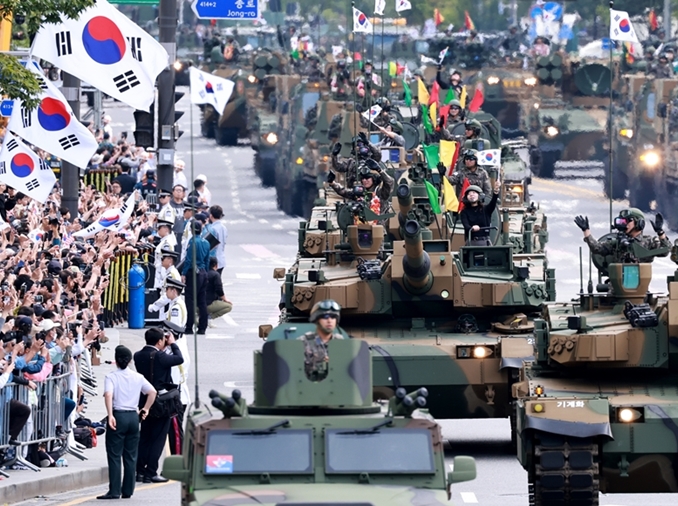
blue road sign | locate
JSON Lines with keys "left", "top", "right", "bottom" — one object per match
{"left": 191, "top": 0, "right": 258, "bottom": 20}
{"left": 0, "top": 100, "right": 13, "bottom": 118}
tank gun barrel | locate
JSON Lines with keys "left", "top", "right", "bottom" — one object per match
{"left": 402, "top": 220, "right": 434, "bottom": 295}
{"left": 397, "top": 183, "right": 413, "bottom": 228}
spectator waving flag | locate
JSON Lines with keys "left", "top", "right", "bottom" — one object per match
{"left": 189, "top": 67, "right": 235, "bottom": 115}
{"left": 7, "top": 61, "right": 97, "bottom": 169}
{"left": 353, "top": 7, "right": 373, "bottom": 33}
{"left": 0, "top": 133, "right": 57, "bottom": 203}
{"left": 609, "top": 9, "right": 639, "bottom": 43}
{"left": 395, "top": 0, "right": 412, "bottom": 13}
{"left": 73, "top": 191, "right": 137, "bottom": 238}
{"left": 31, "top": 0, "right": 169, "bottom": 111}
{"left": 374, "top": 0, "right": 386, "bottom": 16}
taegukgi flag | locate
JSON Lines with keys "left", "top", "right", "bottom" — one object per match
{"left": 73, "top": 191, "right": 137, "bottom": 238}
{"left": 189, "top": 67, "right": 235, "bottom": 114}
{"left": 395, "top": 0, "right": 412, "bottom": 13}
{"left": 362, "top": 105, "right": 382, "bottom": 124}
{"left": 0, "top": 133, "right": 57, "bottom": 204}
{"left": 609, "top": 9, "right": 639, "bottom": 43}
{"left": 8, "top": 61, "right": 97, "bottom": 169}
{"left": 353, "top": 7, "right": 373, "bottom": 33}
{"left": 31, "top": 0, "right": 168, "bottom": 111}
{"left": 477, "top": 149, "right": 501, "bottom": 167}
{"left": 374, "top": 0, "right": 386, "bottom": 16}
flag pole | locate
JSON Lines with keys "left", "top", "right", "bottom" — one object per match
{"left": 352, "top": 1, "right": 358, "bottom": 168}
{"left": 189, "top": 95, "right": 200, "bottom": 408}
{"left": 608, "top": 0, "right": 614, "bottom": 229}
{"left": 380, "top": 13, "right": 385, "bottom": 90}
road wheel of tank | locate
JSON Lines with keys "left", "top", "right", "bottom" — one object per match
{"left": 602, "top": 158, "right": 628, "bottom": 201}
{"left": 538, "top": 150, "right": 560, "bottom": 179}
{"left": 256, "top": 157, "right": 276, "bottom": 188}
{"left": 290, "top": 177, "right": 306, "bottom": 217}
{"left": 201, "top": 120, "right": 216, "bottom": 139}
{"left": 216, "top": 127, "right": 238, "bottom": 146}
{"left": 528, "top": 431, "right": 600, "bottom": 506}
{"left": 628, "top": 172, "right": 655, "bottom": 212}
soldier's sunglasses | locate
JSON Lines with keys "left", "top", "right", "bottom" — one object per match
{"left": 319, "top": 313, "right": 337, "bottom": 320}
{"left": 317, "top": 300, "right": 341, "bottom": 311}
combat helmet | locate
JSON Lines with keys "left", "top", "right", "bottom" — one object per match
{"left": 620, "top": 208, "right": 646, "bottom": 231}
{"left": 309, "top": 299, "right": 341, "bottom": 323}
{"left": 463, "top": 148, "right": 479, "bottom": 162}
{"left": 464, "top": 118, "right": 482, "bottom": 136}
{"left": 463, "top": 184, "right": 483, "bottom": 199}
{"left": 448, "top": 99, "right": 462, "bottom": 110}
{"left": 389, "top": 119, "right": 404, "bottom": 134}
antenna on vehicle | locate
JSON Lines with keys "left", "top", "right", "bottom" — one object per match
{"left": 579, "top": 246, "right": 583, "bottom": 294}
{"left": 587, "top": 251, "right": 593, "bottom": 295}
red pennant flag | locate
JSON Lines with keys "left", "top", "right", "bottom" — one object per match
{"left": 429, "top": 80, "right": 440, "bottom": 107}
{"left": 457, "top": 178, "right": 470, "bottom": 212}
{"left": 396, "top": 63, "right": 406, "bottom": 75}
{"left": 437, "top": 104, "right": 451, "bottom": 129}
{"left": 449, "top": 140, "right": 460, "bottom": 177}
{"left": 649, "top": 8, "right": 659, "bottom": 31}
{"left": 464, "top": 11, "right": 475, "bottom": 31}
{"left": 434, "top": 8, "right": 445, "bottom": 27}
{"left": 468, "top": 81, "right": 484, "bottom": 113}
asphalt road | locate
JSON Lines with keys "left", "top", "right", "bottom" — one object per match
{"left": 17, "top": 96, "right": 678, "bottom": 506}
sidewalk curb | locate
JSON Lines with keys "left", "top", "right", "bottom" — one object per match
{"left": 0, "top": 466, "right": 108, "bottom": 504}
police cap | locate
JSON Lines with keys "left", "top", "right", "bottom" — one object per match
{"left": 166, "top": 277, "right": 185, "bottom": 292}
{"left": 157, "top": 219, "right": 173, "bottom": 228}
{"left": 158, "top": 189, "right": 172, "bottom": 198}
{"left": 160, "top": 248, "right": 178, "bottom": 260}
{"left": 162, "top": 319, "right": 185, "bottom": 336}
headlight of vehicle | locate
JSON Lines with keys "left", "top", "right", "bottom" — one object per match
{"left": 173, "top": 61, "right": 183, "bottom": 71}
{"left": 487, "top": 76, "right": 500, "bottom": 85}
{"left": 639, "top": 150, "right": 660, "bottom": 167}
{"left": 247, "top": 75, "right": 257, "bottom": 84}
{"left": 616, "top": 407, "right": 644, "bottom": 423}
{"left": 619, "top": 128, "right": 633, "bottom": 139}
{"left": 545, "top": 126, "right": 559, "bottom": 137}
{"left": 296, "top": 157, "right": 304, "bottom": 165}
{"left": 524, "top": 77, "right": 538, "bottom": 86}
{"left": 264, "top": 132, "right": 278, "bottom": 144}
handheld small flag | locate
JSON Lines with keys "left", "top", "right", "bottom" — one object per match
{"left": 457, "top": 178, "right": 471, "bottom": 212}
{"left": 429, "top": 80, "right": 440, "bottom": 106}
{"left": 189, "top": 67, "right": 235, "bottom": 115}
{"left": 649, "top": 8, "right": 658, "bottom": 32}
{"left": 421, "top": 105, "right": 434, "bottom": 135}
{"left": 0, "top": 133, "right": 57, "bottom": 203}
{"left": 444, "top": 88, "right": 456, "bottom": 104}
{"left": 429, "top": 102, "right": 437, "bottom": 128}
{"left": 438, "top": 47, "right": 449, "bottom": 64}
{"left": 434, "top": 9, "right": 445, "bottom": 27}
{"left": 439, "top": 140, "right": 458, "bottom": 172}
{"left": 374, "top": 0, "right": 386, "bottom": 16}
{"left": 468, "top": 82, "right": 484, "bottom": 113}
{"left": 424, "top": 180, "right": 441, "bottom": 214}
{"left": 422, "top": 144, "right": 440, "bottom": 169}
{"left": 403, "top": 80, "right": 412, "bottom": 107}
{"left": 362, "top": 105, "right": 382, "bottom": 124}
{"left": 459, "top": 86, "right": 468, "bottom": 109}
{"left": 478, "top": 149, "right": 501, "bottom": 167}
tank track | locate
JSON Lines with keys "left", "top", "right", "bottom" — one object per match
{"left": 529, "top": 431, "right": 600, "bottom": 506}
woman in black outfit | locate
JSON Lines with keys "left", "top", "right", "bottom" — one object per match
{"left": 460, "top": 180, "right": 501, "bottom": 246}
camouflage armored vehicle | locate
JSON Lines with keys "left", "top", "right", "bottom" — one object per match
{"left": 266, "top": 170, "right": 555, "bottom": 421}
{"left": 523, "top": 55, "right": 610, "bottom": 178}
{"left": 162, "top": 338, "right": 477, "bottom": 505}
{"left": 608, "top": 75, "right": 678, "bottom": 212}
{"left": 481, "top": 67, "right": 537, "bottom": 138}
{"left": 512, "top": 235, "right": 678, "bottom": 503}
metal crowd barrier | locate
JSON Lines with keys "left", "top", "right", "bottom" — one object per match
{"left": 84, "top": 168, "right": 121, "bottom": 193}
{"left": 102, "top": 245, "right": 154, "bottom": 327}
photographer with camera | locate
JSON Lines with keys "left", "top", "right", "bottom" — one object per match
{"left": 574, "top": 209, "right": 671, "bottom": 263}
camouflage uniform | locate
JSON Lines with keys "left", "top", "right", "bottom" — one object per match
{"left": 299, "top": 331, "right": 344, "bottom": 381}
{"left": 584, "top": 233, "right": 671, "bottom": 263}
{"left": 330, "top": 169, "right": 394, "bottom": 216}
{"left": 448, "top": 166, "right": 491, "bottom": 197}
{"left": 331, "top": 143, "right": 381, "bottom": 188}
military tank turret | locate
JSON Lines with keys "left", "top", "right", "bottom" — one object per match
{"left": 162, "top": 339, "right": 476, "bottom": 505}
{"left": 512, "top": 235, "right": 678, "bottom": 503}
{"left": 525, "top": 56, "right": 611, "bottom": 178}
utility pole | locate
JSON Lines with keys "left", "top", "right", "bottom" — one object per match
{"left": 61, "top": 73, "right": 80, "bottom": 219}
{"left": 511, "top": 0, "right": 518, "bottom": 26}
{"left": 664, "top": 0, "right": 671, "bottom": 36}
{"left": 157, "top": 0, "right": 178, "bottom": 191}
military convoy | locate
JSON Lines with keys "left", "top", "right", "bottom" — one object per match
{"left": 162, "top": 338, "right": 477, "bottom": 505}
{"left": 512, "top": 234, "right": 678, "bottom": 503}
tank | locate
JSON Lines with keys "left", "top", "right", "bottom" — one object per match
{"left": 523, "top": 55, "right": 611, "bottom": 178}
{"left": 161, "top": 338, "right": 477, "bottom": 504}
{"left": 480, "top": 68, "right": 538, "bottom": 138}
{"left": 512, "top": 236, "right": 678, "bottom": 503}
{"left": 608, "top": 76, "right": 678, "bottom": 213}
{"left": 250, "top": 74, "right": 283, "bottom": 188}
{"left": 264, "top": 172, "right": 556, "bottom": 422}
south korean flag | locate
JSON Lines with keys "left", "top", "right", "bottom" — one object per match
{"left": 189, "top": 67, "right": 235, "bottom": 115}
{"left": 0, "top": 133, "right": 57, "bottom": 204}
{"left": 8, "top": 61, "right": 97, "bottom": 169}
{"left": 31, "top": 0, "right": 168, "bottom": 111}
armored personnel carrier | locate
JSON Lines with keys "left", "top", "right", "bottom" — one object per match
{"left": 524, "top": 54, "right": 610, "bottom": 178}
{"left": 162, "top": 338, "right": 477, "bottom": 505}
{"left": 481, "top": 67, "right": 537, "bottom": 138}
{"left": 512, "top": 235, "right": 678, "bottom": 503}
{"left": 265, "top": 169, "right": 555, "bottom": 421}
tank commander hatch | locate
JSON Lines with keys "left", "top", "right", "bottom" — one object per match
{"left": 298, "top": 300, "right": 344, "bottom": 382}
{"left": 574, "top": 209, "right": 670, "bottom": 263}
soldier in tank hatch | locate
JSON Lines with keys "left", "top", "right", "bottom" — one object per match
{"left": 298, "top": 300, "right": 343, "bottom": 382}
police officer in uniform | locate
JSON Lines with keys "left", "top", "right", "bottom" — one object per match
{"left": 154, "top": 219, "right": 177, "bottom": 278}
{"left": 574, "top": 209, "right": 671, "bottom": 262}
{"left": 298, "top": 300, "right": 343, "bottom": 382}
{"left": 331, "top": 132, "right": 381, "bottom": 188}
{"left": 157, "top": 189, "right": 175, "bottom": 222}
{"left": 148, "top": 248, "right": 182, "bottom": 321}
{"left": 448, "top": 150, "right": 492, "bottom": 197}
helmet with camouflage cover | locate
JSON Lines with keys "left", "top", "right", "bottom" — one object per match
{"left": 463, "top": 149, "right": 479, "bottom": 162}
{"left": 465, "top": 118, "right": 482, "bottom": 136}
{"left": 623, "top": 208, "right": 646, "bottom": 231}
{"left": 309, "top": 299, "right": 341, "bottom": 323}
{"left": 448, "top": 99, "right": 462, "bottom": 109}
{"left": 389, "top": 119, "right": 404, "bottom": 134}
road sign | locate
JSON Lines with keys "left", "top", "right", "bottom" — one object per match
{"left": 0, "top": 99, "right": 13, "bottom": 117}
{"left": 191, "top": 0, "right": 258, "bottom": 20}
{"left": 112, "top": 0, "right": 158, "bottom": 3}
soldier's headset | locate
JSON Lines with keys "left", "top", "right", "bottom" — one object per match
{"left": 616, "top": 210, "right": 645, "bottom": 231}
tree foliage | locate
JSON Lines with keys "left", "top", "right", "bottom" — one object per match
{"left": 0, "top": 0, "right": 95, "bottom": 109}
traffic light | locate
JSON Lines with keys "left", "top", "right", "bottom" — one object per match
{"left": 133, "top": 103, "right": 155, "bottom": 149}
{"left": 173, "top": 91, "right": 184, "bottom": 142}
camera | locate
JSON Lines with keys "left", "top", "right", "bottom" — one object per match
{"left": 34, "top": 295, "right": 44, "bottom": 303}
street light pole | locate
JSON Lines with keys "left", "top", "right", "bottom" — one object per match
{"left": 157, "top": 0, "right": 178, "bottom": 191}
{"left": 664, "top": 0, "right": 671, "bottom": 36}
{"left": 61, "top": 72, "right": 80, "bottom": 219}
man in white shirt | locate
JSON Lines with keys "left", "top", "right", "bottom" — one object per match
{"left": 173, "top": 160, "right": 188, "bottom": 190}
{"left": 99, "top": 346, "right": 157, "bottom": 500}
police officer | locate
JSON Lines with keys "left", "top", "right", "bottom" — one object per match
{"left": 157, "top": 189, "right": 175, "bottom": 224}
{"left": 152, "top": 248, "right": 181, "bottom": 290}
{"left": 298, "top": 300, "right": 343, "bottom": 382}
{"left": 180, "top": 200, "right": 201, "bottom": 263}
{"left": 162, "top": 317, "right": 190, "bottom": 455}
{"left": 155, "top": 219, "right": 177, "bottom": 275}
{"left": 448, "top": 150, "right": 492, "bottom": 197}
{"left": 331, "top": 132, "right": 381, "bottom": 188}
{"left": 574, "top": 209, "right": 671, "bottom": 262}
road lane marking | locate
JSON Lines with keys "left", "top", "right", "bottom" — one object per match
{"left": 222, "top": 314, "right": 239, "bottom": 326}
{"left": 205, "top": 334, "right": 235, "bottom": 339}
{"left": 272, "top": 224, "right": 284, "bottom": 229}
{"left": 240, "top": 244, "right": 278, "bottom": 258}
{"left": 56, "top": 481, "right": 170, "bottom": 506}
{"left": 235, "top": 273, "right": 262, "bottom": 279}
{"left": 460, "top": 492, "right": 478, "bottom": 503}
{"left": 259, "top": 218, "right": 269, "bottom": 223}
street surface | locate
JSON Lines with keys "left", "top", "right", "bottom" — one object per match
{"left": 16, "top": 97, "right": 678, "bottom": 505}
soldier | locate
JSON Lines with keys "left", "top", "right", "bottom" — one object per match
{"left": 373, "top": 97, "right": 394, "bottom": 128}
{"left": 439, "top": 99, "right": 466, "bottom": 140}
{"left": 448, "top": 150, "right": 492, "bottom": 197}
{"left": 377, "top": 119, "right": 406, "bottom": 147}
{"left": 306, "top": 55, "right": 325, "bottom": 83}
{"left": 501, "top": 25, "right": 522, "bottom": 55}
{"left": 298, "top": 299, "right": 343, "bottom": 382}
{"left": 223, "top": 35, "right": 240, "bottom": 62}
{"left": 356, "top": 60, "right": 382, "bottom": 106}
{"left": 574, "top": 209, "right": 670, "bottom": 263}
{"left": 331, "top": 132, "right": 381, "bottom": 188}
{"left": 463, "top": 118, "right": 491, "bottom": 150}
{"left": 330, "top": 59, "right": 352, "bottom": 99}
{"left": 327, "top": 159, "right": 394, "bottom": 217}
{"left": 436, "top": 67, "right": 464, "bottom": 99}
{"left": 652, "top": 53, "right": 674, "bottom": 78}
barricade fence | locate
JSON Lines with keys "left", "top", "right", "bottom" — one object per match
{"left": 84, "top": 168, "right": 121, "bottom": 193}
{"left": 0, "top": 350, "right": 98, "bottom": 475}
